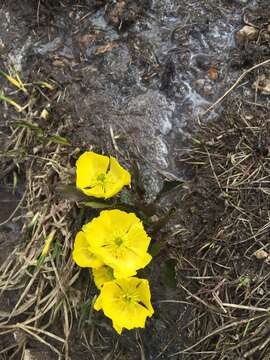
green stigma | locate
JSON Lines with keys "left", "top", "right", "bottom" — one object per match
{"left": 114, "top": 237, "right": 123, "bottom": 247}
{"left": 97, "top": 173, "right": 106, "bottom": 183}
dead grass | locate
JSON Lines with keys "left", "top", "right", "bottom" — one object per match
{"left": 0, "top": 70, "right": 87, "bottom": 358}
{"left": 170, "top": 99, "right": 270, "bottom": 359}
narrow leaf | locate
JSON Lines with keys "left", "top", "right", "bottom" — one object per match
{"left": 0, "top": 69, "right": 27, "bottom": 93}
{"left": 79, "top": 201, "right": 113, "bottom": 209}
{"left": 0, "top": 93, "right": 23, "bottom": 112}
{"left": 49, "top": 135, "right": 71, "bottom": 146}
{"left": 55, "top": 184, "right": 87, "bottom": 202}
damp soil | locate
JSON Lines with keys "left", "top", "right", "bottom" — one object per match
{"left": 0, "top": 0, "right": 270, "bottom": 359}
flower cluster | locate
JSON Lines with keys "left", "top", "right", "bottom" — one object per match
{"left": 73, "top": 152, "right": 154, "bottom": 334}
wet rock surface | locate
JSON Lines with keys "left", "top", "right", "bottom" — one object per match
{"left": 0, "top": 1, "right": 267, "bottom": 196}
{"left": 2, "top": 0, "right": 269, "bottom": 200}
{"left": 1, "top": 0, "right": 270, "bottom": 358}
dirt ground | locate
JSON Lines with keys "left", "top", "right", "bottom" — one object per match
{"left": 0, "top": 0, "right": 270, "bottom": 359}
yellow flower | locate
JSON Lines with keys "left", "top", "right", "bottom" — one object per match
{"left": 73, "top": 231, "right": 103, "bottom": 268}
{"left": 76, "top": 151, "right": 131, "bottom": 198}
{"left": 83, "top": 210, "right": 152, "bottom": 278}
{"left": 92, "top": 265, "right": 115, "bottom": 289}
{"left": 94, "top": 277, "right": 154, "bottom": 334}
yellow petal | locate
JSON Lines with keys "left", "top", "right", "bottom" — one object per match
{"left": 103, "top": 157, "right": 131, "bottom": 198}
{"left": 102, "top": 210, "right": 140, "bottom": 232}
{"left": 101, "top": 178, "right": 126, "bottom": 198}
{"left": 73, "top": 231, "right": 103, "bottom": 268}
{"left": 109, "top": 157, "right": 131, "bottom": 185}
{"left": 82, "top": 215, "right": 111, "bottom": 245}
{"left": 112, "top": 267, "right": 137, "bottom": 278}
{"left": 81, "top": 184, "right": 107, "bottom": 198}
{"left": 112, "top": 253, "right": 152, "bottom": 279}
{"left": 112, "top": 321, "right": 123, "bottom": 334}
{"left": 92, "top": 266, "right": 114, "bottom": 289}
{"left": 93, "top": 292, "right": 103, "bottom": 311}
{"left": 76, "top": 151, "right": 109, "bottom": 196}
{"left": 124, "top": 224, "right": 151, "bottom": 255}
{"left": 133, "top": 279, "right": 154, "bottom": 316}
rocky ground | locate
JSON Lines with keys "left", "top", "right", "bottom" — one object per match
{"left": 0, "top": 0, "right": 270, "bottom": 359}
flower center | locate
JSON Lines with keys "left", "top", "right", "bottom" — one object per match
{"left": 96, "top": 173, "right": 106, "bottom": 183}
{"left": 114, "top": 237, "right": 123, "bottom": 247}
{"left": 123, "top": 294, "right": 133, "bottom": 303}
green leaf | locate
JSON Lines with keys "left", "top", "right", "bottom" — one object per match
{"left": 52, "top": 240, "right": 62, "bottom": 260}
{"left": 15, "top": 120, "right": 44, "bottom": 136}
{"left": 162, "top": 259, "right": 177, "bottom": 289}
{"left": 149, "top": 241, "right": 164, "bottom": 256}
{"left": 49, "top": 135, "right": 71, "bottom": 146}
{"left": 0, "top": 93, "right": 23, "bottom": 111}
{"left": 131, "top": 160, "right": 145, "bottom": 195}
{"left": 55, "top": 184, "right": 87, "bottom": 201}
{"left": 78, "top": 297, "right": 95, "bottom": 331}
{"left": 79, "top": 201, "right": 114, "bottom": 209}
{"left": 36, "top": 255, "right": 46, "bottom": 269}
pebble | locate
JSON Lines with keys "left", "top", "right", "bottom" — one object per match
{"left": 203, "top": 84, "right": 214, "bottom": 97}
{"left": 195, "top": 79, "right": 205, "bottom": 90}
{"left": 235, "top": 25, "right": 259, "bottom": 47}
{"left": 195, "top": 54, "right": 211, "bottom": 71}
{"left": 252, "top": 75, "right": 270, "bottom": 95}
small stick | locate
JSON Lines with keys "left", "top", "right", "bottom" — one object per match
{"left": 222, "top": 303, "right": 270, "bottom": 313}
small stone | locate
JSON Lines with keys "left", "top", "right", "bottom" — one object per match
{"left": 208, "top": 65, "right": 218, "bottom": 81}
{"left": 14, "top": 329, "right": 27, "bottom": 346}
{"left": 257, "top": 287, "right": 264, "bottom": 296}
{"left": 267, "top": 24, "right": 270, "bottom": 33}
{"left": 245, "top": 114, "right": 254, "bottom": 121}
{"left": 23, "top": 349, "right": 52, "bottom": 360}
{"left": 150, "top": 215, "right": 159, "bottom": 222}
{"left": 203, "top": 85, "right": 214, "bottom": 96}
{"left": 235, "top": 25, "right": 259, "bottom": 47}
{"left": 252, "top": 75, "right": 270, "bottom": 95}
{"left": 254, "top": 249, "right": 268, "bottom": 259}
{"left": 195, "top": 79, "right": 205, "bottom": 89}
{"left": 195, "top": 54, "right": 211, "bottom": 71}
{"left": 262, "top": 31, "right": 270, "bottom": 42}
{"left": 24, "top": 349, "right": 34, "bottom": 360}
{"left": 52, "top": 59, "right": 65, "bottom": 67}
